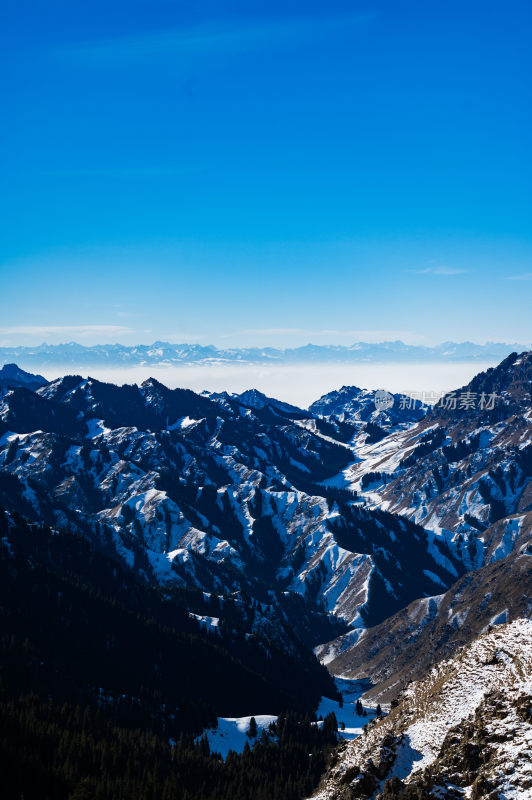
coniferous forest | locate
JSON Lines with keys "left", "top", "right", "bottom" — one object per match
{"left": 0, "top": 509, "right": 339, "bottom": 799}
{"left": 1, "top": 695, "right": 339, "bottom": 800}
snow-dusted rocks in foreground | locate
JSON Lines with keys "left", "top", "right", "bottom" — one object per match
{"left": 310, "top": 619, "right": 532, "bottom": 800}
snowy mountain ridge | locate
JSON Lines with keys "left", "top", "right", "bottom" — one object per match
{"left": 0, "top": 340, "right": 528, "bottom": 370}
{"left": 0, "top": 353, "right": 530, "bottom": 655}
{"left": 342, "top": 351, "right": 532, "bottom": 555}
{"left": 0, "top": 372, "right": 461, "bottom": 649}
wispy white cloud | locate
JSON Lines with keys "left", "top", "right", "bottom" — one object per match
{"left": 505, "top": 272, "right": 532, "bottom": 281}
{"left": 414, "top": 266, "right": 468, "bottom": 276}
{"left": 224, "top": 328, "right": 311, "bottom": 337}
{"left": 55, "top": 13, "right": 372, "bottom": 63}
{"left": 0, "top": 325, "right": 134, "bottom": 337}
{"left": 222, "top": 328, "right": 426, "bottom": 344}
{"left": 40, "top": 164, "right": 212, "bottom": 179}
{"left": 161, "top": 333, "right": 212, "bottom": 343}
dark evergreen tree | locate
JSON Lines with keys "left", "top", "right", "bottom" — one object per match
{"left": 0, "top": 509, "right": 341, "bottom": 800}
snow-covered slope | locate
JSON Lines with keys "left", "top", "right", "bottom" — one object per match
{"left": 309, "top": 385, "right": 427, "bottom": 434}
{"left": 199, "top": 715, "right": 278, "bottom": 758}
{"left": 317, "top": 533, "right": 532, "bottom": 701}
{"left": 311, "top": 619, "right": 532, "bottom": 799}
{"left": 343, "top": 351, "right": 532, "bottom": 570}
{"left": 1, "top": 352, "right": 530, "bottom": 650}
{"left": 200, "top": 678, "right": 380, "bottom": 758}
{"left": 0, "top": 374, "right": 462, "bottom": 644}
{"left": 1, "top": 352, "right": 531, "bottom": 796}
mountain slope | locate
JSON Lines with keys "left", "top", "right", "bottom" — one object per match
{"left": 1, "top": 354, "right": 531, "bottom": 799}
{"left": 0, "top": 508, "right": 336, "bottom": 726}
{"left": 317, "top": 525, "right": 532, "bottom": 701}
{"left": 0, "top": 363, "right": 47, "bottom": 391}
{"left": 313, "top": 353, "right": 532, "bottom": 701}
{"left": 312, "top": 619, "right": 532, "bottom": 800}
{"left": 309, "top": 386, "right": 427, "bottom": 435}
{"left": 0, "top": 514, "right": 341, "bottom": 800}
{"left": 345, "top": 351, "right": 532, "bottom": 570}
{"left": 0, "top": 375, "right": 464, "bottom": 639}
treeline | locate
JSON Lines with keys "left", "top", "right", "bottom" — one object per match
{"left": 0, "top": 506, "right": 338, "bottom": 733}
{"left": 0, "top": 510, "right": 336, "bottom": 729}
{"left": 401, "top": 429, "right": 446, "bottom": 467}
{"left": 360, "top": 471, "right": 394, "bottom": 490}
{"left": 0, "top": 509, "right": 342, "bottom": 798}
{"left": 0, "top": 694, "right": 339, "bottom": 800}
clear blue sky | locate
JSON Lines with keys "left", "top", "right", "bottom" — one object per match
{"left": 1, "top": 0, "right": 531, "bottom": 348}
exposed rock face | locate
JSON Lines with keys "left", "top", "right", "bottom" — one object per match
{"left": 310, "top": 619, "right": 532, "bottom": 800}
{"left": 0, "top": 375, "right": 462, "bottom": 643}
{"left": 309, "top": 385, "right": 427, "bottom": 433}
{"left": 1, "top": 353, "right": 531, "bottom": 792}
{"left": 346, "top": 351, "right": 532, "bottom": 552}
{"left": 315, "top": 352, "right": 532, "bottom": 695}
{"left": 1, "top": 354, "right": 530, "bottom": 654}
{"left": 317, "top": 541, "right": 532, "bottom": 701}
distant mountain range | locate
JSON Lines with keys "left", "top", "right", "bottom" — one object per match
{"left": 0, "top": 340, "right": 529, "bottom": 369}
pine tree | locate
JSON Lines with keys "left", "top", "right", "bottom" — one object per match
{"left": 5, "top": 437, "right": 19, "bottom": 464}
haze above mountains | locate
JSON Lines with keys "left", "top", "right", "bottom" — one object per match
{"left": 3, "top": 339, "right": 527, "bottom": 408}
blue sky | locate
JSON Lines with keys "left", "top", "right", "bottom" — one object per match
{"left": 1, "top": 0, "right": 531, "bottom": 348}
